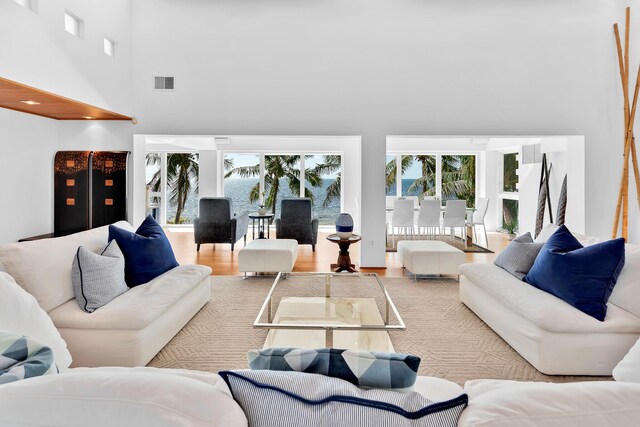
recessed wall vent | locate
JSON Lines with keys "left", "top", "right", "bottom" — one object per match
{"left": 154, "top": 77, "right": 175, "bottom": 91}
{"left": 522, "top": 144, "right": 542, "bottom": 165}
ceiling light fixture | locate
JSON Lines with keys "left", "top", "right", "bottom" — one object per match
{"left": 83, "top": 116, "right": 94, "bottom": 120}
{"left": 20, "top": 100, "right": 41, "bottom": 105}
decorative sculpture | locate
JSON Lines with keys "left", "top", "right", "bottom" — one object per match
{"left": 612, "top": 8, "right": 640, "bottom": 240}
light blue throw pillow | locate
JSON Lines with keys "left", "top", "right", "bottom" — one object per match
{"left": 248, "top": 348, "right": 420, "bottom": 392}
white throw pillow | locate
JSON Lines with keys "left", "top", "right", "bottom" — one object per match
{"left": 613, "top": 338, "right": 640, "bottom": 383}
{"left": 459, "top": 380, "right": 640, "bottom": 427}
{"left": 0, "top": 221, "right": 133, "bottom": 312}
{"left": 533, "top": 224, "right": 559, "bottom": 243}
{"left": 0, "top": 272, "right": 72, "bottom": 371}
{"left": 0, "top": 368, "right": 248, "bottom": 427}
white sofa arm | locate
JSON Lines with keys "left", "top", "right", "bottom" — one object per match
{"left": 0, "top": 368, "right": 247, "bottom": 427}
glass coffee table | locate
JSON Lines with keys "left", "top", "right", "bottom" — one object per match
{"left": 253, "top": 272, "right": 405, "bottom": 351}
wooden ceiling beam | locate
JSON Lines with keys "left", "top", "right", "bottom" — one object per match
{"left": 0, "top": 77, "right": 133, "bottom": 121}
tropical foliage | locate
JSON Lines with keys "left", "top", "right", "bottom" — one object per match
{"left": 146, "top": 153, "right": 199, "bottom": 224}
{"left": 224, "top": 154, "right": 342, "bottom": 214}
{"left": 313, "top": 155, "right": 342, "bottom": 207}
{"left": 385, "top": 154, "right": 476, "bottom": 207}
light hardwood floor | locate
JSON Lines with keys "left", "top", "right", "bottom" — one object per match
{"left": 166, "top": 228, "right": 509, "bottom": 277}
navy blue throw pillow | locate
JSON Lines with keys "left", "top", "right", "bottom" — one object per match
{"left": 108, "top": 215, "right": 179, "bottom": 287}
{"left": 524, "top": 225, "right": 625, "bottom": 321}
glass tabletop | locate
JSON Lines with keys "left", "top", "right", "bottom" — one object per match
{"left": 253, "top": 272, "right": 405, "bottom": 351}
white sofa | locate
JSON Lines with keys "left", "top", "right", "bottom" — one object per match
{"left": 0, "top": 222, "right": 212, "bottom": 367}
{"left": 460, "top": 230, "right": 640, "bottom": 376}
{"left": 1, "top": 368, "right": 640, "bottom": 426}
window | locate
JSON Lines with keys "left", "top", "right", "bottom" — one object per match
{"left": 502, "top": 152, "right": 519, "bottom": 192}
{"left": 64, "top": 11, "right": 83, "bottom": 38}
{"left": 145, "top": 152, "right": 199, "bottom": 225}
{"left": 104, "top": 38, "right": 116, "bottom": 57}
{"left": 223, "top": 153, "right": 342, "bottom": 225}
{"left": 498, "top": 151, "right": 519, "bottom": 231}
{"left": 223, "top": 153, "right": 261, "bottom": 215}
{"left": 403, "top": 155, "right": 436, "bottom": 198}
{"left": 441, "top": 155, "right": 476, "bottom": 207}
{"left": 307, "top": 154, "right": 342, "bottom": 224}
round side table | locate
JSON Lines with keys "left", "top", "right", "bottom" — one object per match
{"left": 249, "top": 213, "right": 274, "bottom": 239}
{"left": 326, "top": 234, "right": 361, "bottom": 273}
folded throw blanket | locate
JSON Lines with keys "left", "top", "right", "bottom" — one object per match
{"left": 0, "top": 331, "right": 57, "bottom": 385}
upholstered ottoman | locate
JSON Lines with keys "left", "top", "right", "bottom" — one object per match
{"left": 238, "top": 239, "right": 298, "bottom": 277}
{"left": 397, "top": 240, "right": 465, "bottom": 279}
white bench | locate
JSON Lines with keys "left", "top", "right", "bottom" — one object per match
{"left": 238, "top": 239, "right": 298, "bottom": 277}
{"left": 396, "top": 240, "right": 465, "bottom": 280}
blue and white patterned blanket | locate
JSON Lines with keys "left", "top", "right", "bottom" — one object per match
{"left": 0, "top": 331, "right": 57, "bottom": 385}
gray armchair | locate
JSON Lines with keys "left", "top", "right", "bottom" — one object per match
{"left": 194, "top": 197, "right": 249, "bottom": 251}
{"left": 275, "top": 198, "right": 319, "bottom": 252}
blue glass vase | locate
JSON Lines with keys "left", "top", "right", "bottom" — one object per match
{"left": 335, "top": 213, "right": 354, "bottom": 239}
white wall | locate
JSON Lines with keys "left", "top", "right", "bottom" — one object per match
{"left": 0, "top": 109, "right": 134, "bottom": 243}
{"left": 0, "top": 0, "right": 135, "bottom": 243}
{"left": 131, "top": 0, "right": 635, "bottom": 266}
{"left": 0, "top": 0, "right": 133, "bottom": 114}
{"left": 518, "top": 139, "right": 586, "bottom": 236}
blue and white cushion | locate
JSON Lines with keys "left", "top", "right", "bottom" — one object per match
{"left": 248, "top": 348, "right": 420, "bottom": 391}
{"left": 220, "top": 370, "right": 467, "bottom": 427}
{"left": 0, "top": 331, "right": 57, "bottom": 385}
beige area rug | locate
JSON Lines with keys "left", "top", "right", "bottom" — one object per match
{"left": 149, "top": 276, "right": 609, "bottom": 386}
{"left": 386, "top": 235, "right": 493, "bottom": 254}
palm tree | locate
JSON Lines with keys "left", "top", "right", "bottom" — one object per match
{"left": 441, "top": 155, "right": 475, "bottom": 207}
{"left": 314, "top": 155, "right": 342, "bottom": 207}
{"left": 385, "top": 155, "right": 414, "bottom": 194}
{"left": 146, "top": 153, "right": 199, "bottom": 224}
{"left": 225, "top": 155, "right": 322, "bottom": 214}
{"left": 407, "top": 155, "right": 436, "bottom": 197}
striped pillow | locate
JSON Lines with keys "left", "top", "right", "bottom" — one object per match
{"left": 220, "top": 370, "right": 467, "bottom": 427}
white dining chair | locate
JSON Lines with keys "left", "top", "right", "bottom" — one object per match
{"left": 468, "top": 197, "right": 489, "bottom": 247}
{"left": 417, "top": 199, "right": 442, "bottom": 239}
{"left": 404, "top": 196, "right": 420, "bottom": 210}
{"left": 443, "top": 200, "right": 468, "bottom": 248}
{"left": 391, "top": 199, "right": 415, "bottom": 248}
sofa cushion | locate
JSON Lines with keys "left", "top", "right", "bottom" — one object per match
{"left": 613, "top": 337, "right": 640, "bottom": 383}
{"left": 533, "top": 224, "right": 559, "bottom": 243}
{"left": 609, "top": 243, "right": 640, "bottom": 318}
{"left": 72, "top": 241, "right": 128, "bottom": 313}
{"left": 49, "top": 265, "right": 211, "bottom": 330}
{"left": 0, "top": 221, "right": 133, "bottom": 313}
{"left": 493, "top": 232, "right": 543, "bottom": 280}
{"left": 459, "top": 263, "right": 640, "bottom": 333}
{"left": 248, "top": 348, "right": 420, "bottom": 392}
{"left": 0, "top": 272, "right": 73, "bottom": 371}
{"left": 220, "top": 370, "right": 467, "bottom": 427}
{"left": 0, "top": 367, "right": 248, "bottom": 427}
{"left": 459, "top": 379, "right": 640, "bottom": 427}
{"left": 109, "top": 215, "right": 179, "bottom": 287}
{"left": 524, "top": 225, "right": 626, "bottom": 321}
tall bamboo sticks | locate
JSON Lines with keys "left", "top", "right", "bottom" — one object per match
{"left": 612, "top": 7, "right": 640, "bottom": 240}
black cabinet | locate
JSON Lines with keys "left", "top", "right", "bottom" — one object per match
{"left": 53, "top": 151, "right": 129, "bottom": 237}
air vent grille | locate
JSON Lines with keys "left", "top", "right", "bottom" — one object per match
{"left": 522, "top": 144, "right": 542, "bottom": 165}
{"left": 154, "top": 76, "right": 175, "bottom": 90}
